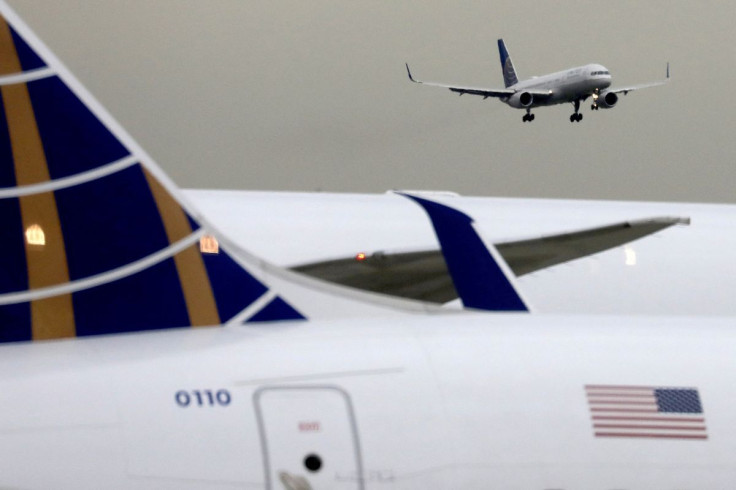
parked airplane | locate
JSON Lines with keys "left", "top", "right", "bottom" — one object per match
{"left": 406, "top": 39, "right": 669, "bottom": 122}
{"left": 1, "top": 3, "right": 734, "bottom": 489}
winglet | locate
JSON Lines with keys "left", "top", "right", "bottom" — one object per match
{"left": 405, "top": 63, "right": 418, "bottom": 83}
{"left": 399, "top": 193, "right": 529, "bottom": 312}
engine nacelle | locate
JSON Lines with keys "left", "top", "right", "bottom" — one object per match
{"left": 508, "top": 91, "right": 533, "bottom": 109}
{"left": 596, "top": 91, "right": 618, "bottom": 109}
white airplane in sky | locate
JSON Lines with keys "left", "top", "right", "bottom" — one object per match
{"left": 1, "top": 2, "right": 735, "bottom": 489}
{"left": 406, "top": 39, "right": 670, "bottom": 122}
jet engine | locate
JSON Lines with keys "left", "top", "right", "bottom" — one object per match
{"left": 595, "top": 91, "right": 618, "bottom": 109}
{"left": 508, "top": 91, "right": 533, "bottom": 108}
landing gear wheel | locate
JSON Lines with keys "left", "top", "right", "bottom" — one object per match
{"left": 570, "top": 99, "right": 583, "bottom": 122}
{"left": 522, "top": 111, "right": 534, "bottom": 123}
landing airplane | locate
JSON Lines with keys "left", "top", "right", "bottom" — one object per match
{"left": 1, "top": 2, "right": 735, "bottom": 489}
{"left": 406, "top": 39, "right": 669, "bottom": 122}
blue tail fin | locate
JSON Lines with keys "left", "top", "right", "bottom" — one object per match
{"left": 0, "top": 2, "right": 312, "bottom": 341}
{"left": 497, "top": 39, "right": 518, "bottom": 88}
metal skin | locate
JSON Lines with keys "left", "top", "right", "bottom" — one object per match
{"left": 0, "top": 314, "right": 733, "bottom": 488}
{"left": 406, "top": 39, "right": 669, "bottom": 121}
{"left": 502, "top": 63, "right": 612, "bottom": 108}
{"left": 0, "top": 3, "right": 728, "bottom": 489}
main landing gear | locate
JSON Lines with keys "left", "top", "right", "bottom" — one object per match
{"left": 569, "top": 100, "right": 583, "bottom": 123}
{"left": 522, "top": 109, "right": 535, "bottom": 122}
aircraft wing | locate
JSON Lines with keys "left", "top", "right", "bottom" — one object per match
{"left": 406, "top": 63, "right": 515, "bottom": 99}
{"left": 609, "top": 63, "right": 670, "bottom": 95}
{"left": 444, "top": 86, "right": 553, "bottom": 100}
{"left": 292, "top": 216, "right": 689, "bottom": 303}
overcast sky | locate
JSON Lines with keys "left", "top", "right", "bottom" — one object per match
{"left": 8, "top": 1, "right": 736, "bottom": 202}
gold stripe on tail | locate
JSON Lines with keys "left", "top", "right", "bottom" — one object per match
{"left": 0, "top": 18, "right": 75, "bottom": 340}
{"left": 144, "top": 169, "right": 220, "bottom": 327}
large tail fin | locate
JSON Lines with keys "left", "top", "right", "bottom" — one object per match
{"left": 0, "top": 1, "right": 430, "bottom": 342}
{"left": 497, "top": 39, "right": 518, "bottom": 88}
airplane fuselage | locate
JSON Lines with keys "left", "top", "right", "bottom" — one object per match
{"left": 0, "top": 314, "right": 733, "bottom": 489}
{"left": 506, "top": 63, "right": 613, "bottom": 107}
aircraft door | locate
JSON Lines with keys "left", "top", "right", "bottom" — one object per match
{"left": 254, "top": 386, "right": 364, "bottom": 490}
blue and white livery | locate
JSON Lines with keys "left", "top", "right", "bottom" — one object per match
{"left": 406, "top": 38, "right": 669, "bottom": 122}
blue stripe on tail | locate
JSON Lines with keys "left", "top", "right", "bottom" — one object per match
{"left": 72, "top": 258, "right": 190, "bottom": 336}
{"left": 27, "top": 76, "right": 130, "bottom": 179}
{"left": 247, "top": 297, "right": 305, "bottom": 323}
{"left": 9, "top": 25, "right": 45, "bottom": 71}
{"left": 497, "top": 39, "right": 518, "bottom": 88}
{"left": 0, "top": 198, "right": 27, "bottom": 294}
{"left": 55, "top": 165, "right": 170, "bottom": 280}
{"left": 0, "top": 91, "right": 16, "bottom": 187}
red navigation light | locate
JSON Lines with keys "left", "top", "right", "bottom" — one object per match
{"left": 355, "top": 252, "right": 367, "bottom": 262}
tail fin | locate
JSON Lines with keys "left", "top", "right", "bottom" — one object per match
{"left": 0, "top": 1, "right": 426, "bottom": 342}
{"left": 497, "top": 39, "right": 518, "bottom": 88}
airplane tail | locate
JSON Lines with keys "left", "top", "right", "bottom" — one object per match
{"left": 0, "top": 1, "right": 443, "bottom": 342}
{"left": 497, "top": 39, "right": 518, "bottom": 88}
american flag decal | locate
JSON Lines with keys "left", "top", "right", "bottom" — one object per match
{"left": 585, "top": 385, "right": 707, "bottom": 440}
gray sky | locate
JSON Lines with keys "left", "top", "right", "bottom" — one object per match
{"left": 9, "top": 1, "right": 736, "bottom": 202}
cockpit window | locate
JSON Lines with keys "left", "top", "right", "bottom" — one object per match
{"left": 591, "top": 70, "right": 610, "bottom": 76}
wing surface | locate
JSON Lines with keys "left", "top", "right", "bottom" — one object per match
{"left": 609, "top": 63, "right": 670, "bottom": 95}
{"left": 293, "top": 216, "right": 689, "bottom": 303}
{"left": 406, "top": 63, "right": 552, "bottom": 99}
{"left": 406, "top": 63, "right": 515, "bottom": 99}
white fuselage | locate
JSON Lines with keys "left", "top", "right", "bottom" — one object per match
{"left": 509, "top": 63, "right": 612, "bottom": 106}
{"left": 0, "top": 313, "right": 733, "bottom": 489}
